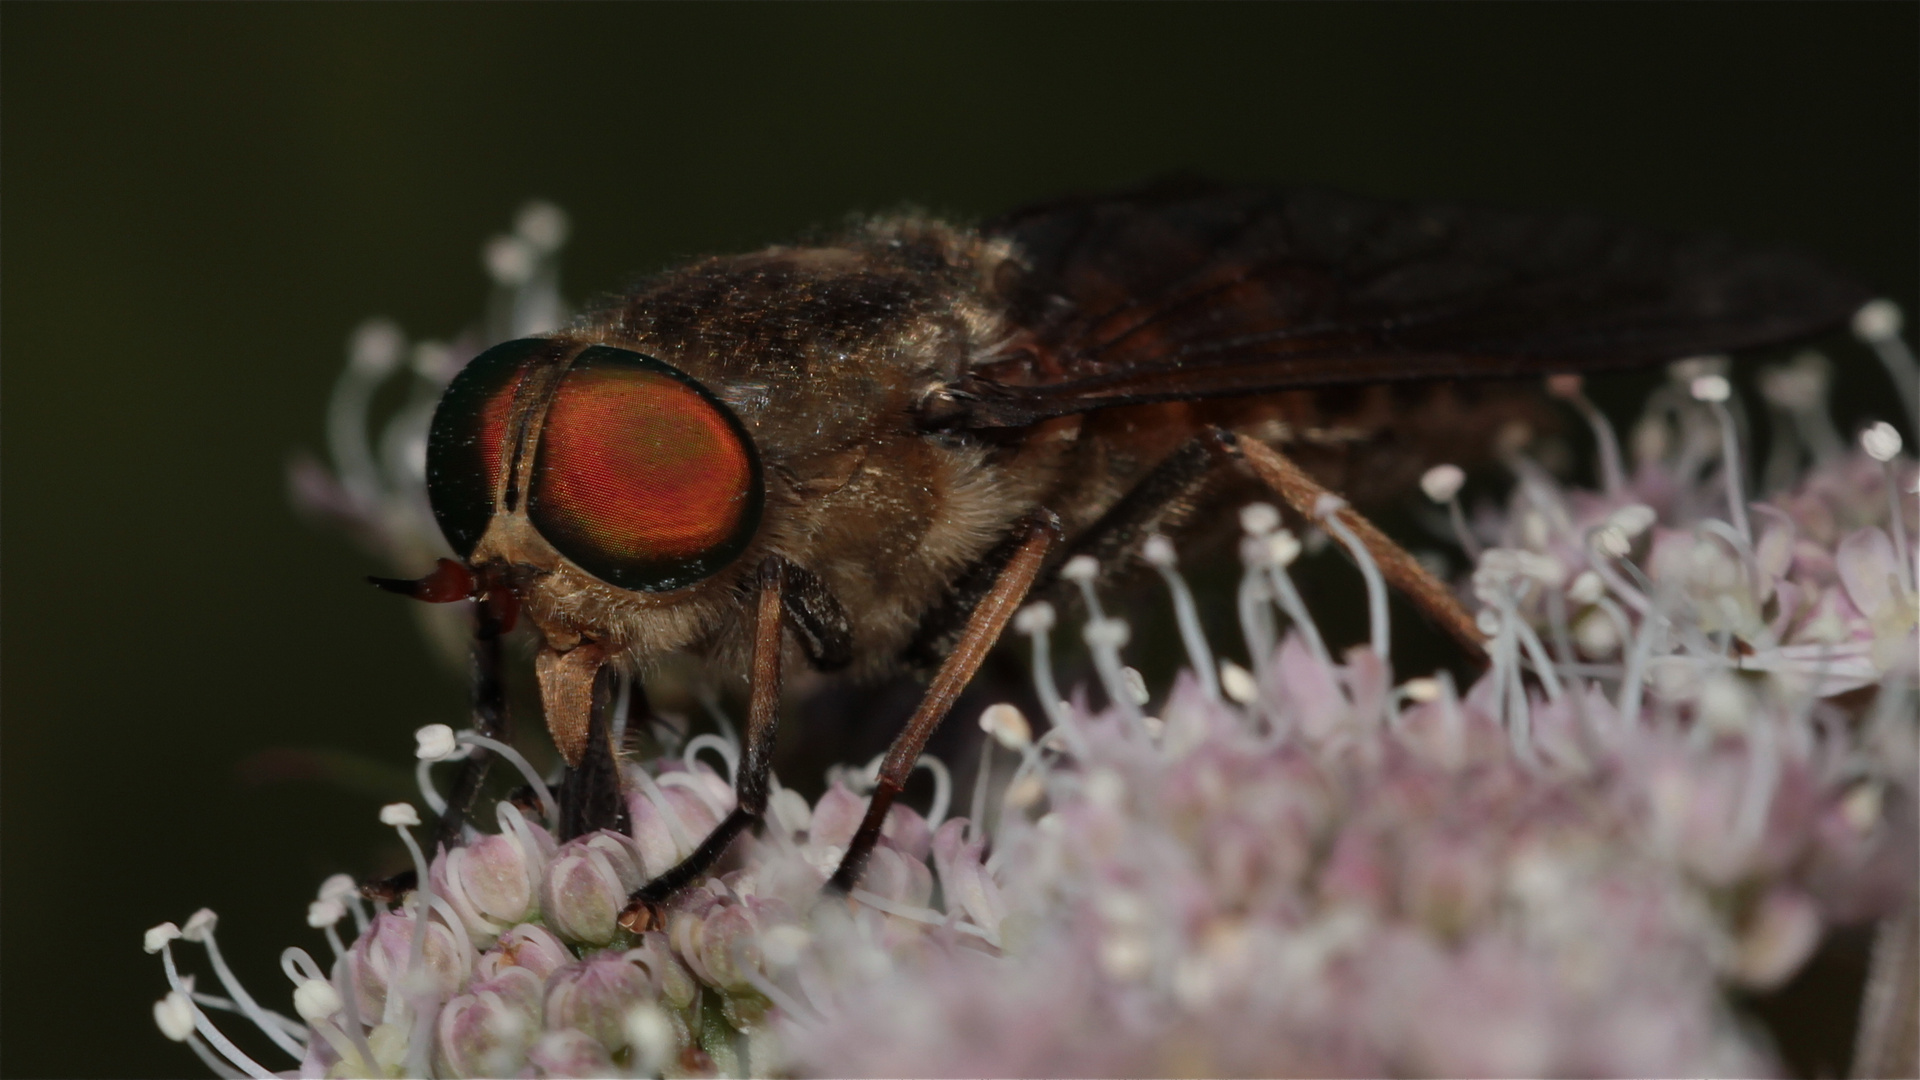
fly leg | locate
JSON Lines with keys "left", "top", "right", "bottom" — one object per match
{"left": 554, "top": 663, "right": 631, "bottom": 840}
{"left": 367, "top": 559, "right": 523, "bottom": 850}
{"left": 828, "top": 509, "right": 1060, "bottom": 894}
{"left": 619, "top": 556, "right": 787, "bottom": 931}
{"left": 1050, "top": 428, "right": 1235, "bottom": 584}
{"left": 1226, "top": 431, "right": 1487, "bottom": 662}
{"left": 433, "top": 592, "right": 514, "bottom": 849}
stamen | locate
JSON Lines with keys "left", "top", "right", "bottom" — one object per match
{"left": 919, "top": 754, "right": 954, "bottom": 831}
{"left": 154, "top": 939, "right": 278, "bottom": 1079}
{"left": 848, "top": 889, "right": 999, "bottom": 946}
{"left": 413, "top": 724, "right": 463, "bottom": 817}
{"left": 1317, "top": 494, "right": 1391, "bottom": 662}
{"left": 1587, "top": 524, "right": 1654, "bottom": 614}
{"left": 1691, "top": 375, "right": 1751, "bottom": 544}
{"left": 327, "top": 319, "right": 405, "bottom": 509}
{"left": 1143, "top": 534, "right": 1221, "bottom": 702}
{"left": 695, "top": 684, "right": 739, "bottom": 749}
{"left": 1421, "top": 464, "right": 1482, "bottom": 560}
{"left": 1854, "top": 300, "right": 1919, "bottom": 433}
{"left": 318, "top": 873, "right": 369, "bottom": 934}
{"left": 656, "top": 771, "right": 732, "bottom": 821}
{"left": 1617, "top": 605, "right": 1671, "bottom": 730}
{"left": 454, "top": 730, "right": 558, "bottom": 825}
{"left": 1060, "top": 553, "right": 1106, "bottom": 621}
{"left": 1085, "top": 616, "right": 1147, "bottom": 732}
{"left": 155, "top": 990, "right": 246, "bottom": 1080}
{"left": 180, "top": 910, "right": 308, "bottom": 1060}
{"left": 627, "top": 766, "right": 697, "bottom": 858}
{"left": 1730, "top": 711, "right": 1781, "bottom": 861}
{"left": 1014, "top": 602, "right": 1082, "bottom": 755}
{"left": 1244, "top": 520, "right": 1334, "bottom": 677}
{"left": 1236, "top": 545, "right": 1278, "bottom": 681}
{"left": 378, "top": 801, "right": 438, "bottom": 1063}
{"left": 684, "top": 732, "right": 742, "bottom": 789}
{"left": 1861, "top": 422, "right": 1916, "bottom": 595}
{"left": 331, "top": 943, "right": 380, "bottom": 1075}
{"left": 1490, "top": 604, "right": 1539, "bottom": 769}
{"left": 1548, "top": 376, "right": 1627, "bottom": 497}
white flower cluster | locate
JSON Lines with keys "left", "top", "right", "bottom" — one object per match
{"left": 152, "top": 210, "right": 1916, "bottom": 1076}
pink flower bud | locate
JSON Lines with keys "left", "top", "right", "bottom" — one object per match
{"left": 860, "top": 841, "right": 934, "bottom": 909}
{"left": 1732, "top": 888, "right": 1822, "bottom": 990}
{"left": 434, "top": 832, "right": 539, "bottom": 942}
{"left": 526, "top": 1029, "right": 616, "bottom": 1079}
{"left": 474, "top": 923, "right": 572, "bottom": 983}
{"left": 931, "top": 818, "right": 1004, "bottom": 934}
{"left": 625, "top": 931, "right": 700, "bottom": 1011}
{"left": 808, "top": 780, "right": 866, "bottom": 851}
{"left": 628, "top": 778, "right": 725, "bottom": 877}
{"left": 541, "top": 831, "right": 645, "bottom": 946}
{"left": 880, "top": 803, "right": 933, "bottom": 861}
{"left": 348, "top": 910, "right": 469, "bottom": 1020}
{"left": 689, "top": 902, "right": 764, "bottom": 992}
{"left": 435, "top": 967, "right": 542, "bottom": 1079}
{"left": 544, "top": 956, "right": 653, "bottom": 1054}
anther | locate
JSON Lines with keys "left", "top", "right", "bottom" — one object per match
{"left": 980, "top": 704, "right": 1033, "bottom": 751}
{"left": 514, "top": 200, "right": 571, "bottom": 254}
{"left": 1853, "top": 300, "right": 1918, "bottom": 432}
{"left": 1420, "top": 464, "right": 1465, "bottom": 503}
{"left": 1855, "top": 299, "right": 1904, "bottom": 342}
{"left": 145, "top": 922, "right": 182, "bottom": 954}
{"left": 1862, "top": 421, "right": 1903, "bottom": 463}
{"left": 1239, "top": 502, "right": 1281, "bottom": 537}
{"left": 1691, "top": 378, "right": 1751, "bottom": 543}
{"left": 484, "top": 234, "right": 537, "bottom": 287}
{"left": 154, "top": 991, "right": 197, "bottom": 1042}
{"left": 1861, "top": 423, "right": 1915, "bottom": 595}
{"left": 1219, "top": 661, "right": 1259, "bottom": 705}
{"left": 415, "top": 724, "right": 458, "bottom": 761}
{"left": 1142, "top": 534, "right": 1222, "bottom": 702}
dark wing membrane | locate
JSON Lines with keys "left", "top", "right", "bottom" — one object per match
{"left": 944, "top": 179, "right": 1869, "bottom": 428}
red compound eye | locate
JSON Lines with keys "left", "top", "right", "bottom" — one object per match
{"left": 527, "top": 346, "right": 763, "bottom": 591}
{"left": 426, "top": 338, "right": 547, "bottom": 557}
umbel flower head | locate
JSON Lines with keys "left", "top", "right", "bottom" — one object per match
{"left": 152, "top": 210, "right": 1917, "bottom": 1077}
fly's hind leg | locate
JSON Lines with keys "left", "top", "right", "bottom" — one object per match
{"left": 1046, "top": 427, "right": 1485, "bottom": 662}
{"left": 828, "top": 509, "right": 1060, "bottom": 894}
{"left": 1060, "top": 428, "right": 1235, "bottom": 574}
{"left": 619, "top": 556, "right": 789, "bottom": 932}
{"left": 1224, "top": 432, "right": 1487, "bottom": 662}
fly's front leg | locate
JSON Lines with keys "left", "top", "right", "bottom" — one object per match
{"left": 829, "top": 509, "right": 1060, "bottom": 894}
{"left": 433, "top": 594, "right": 513, "bottom": 849}
{"left": 619, "top": 556, "right": 787, "bottom": 932}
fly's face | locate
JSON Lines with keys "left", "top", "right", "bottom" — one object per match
{"left": 425, "top": 337, "right": 766, "bottom": 661}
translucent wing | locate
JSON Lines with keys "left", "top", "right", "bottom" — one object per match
{"left": 939, "top": 179, "right": 1869, "bottom": 429}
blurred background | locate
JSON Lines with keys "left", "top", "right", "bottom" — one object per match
{"left": 3, "top": 5, "right": 1914, "bottom": 1077}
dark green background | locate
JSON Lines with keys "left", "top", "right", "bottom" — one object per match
{"left": 4, "top": 5, "right": 1914, "bottom": 1078}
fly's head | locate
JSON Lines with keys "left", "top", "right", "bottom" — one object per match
{"left": 425, "top": 336, "right": 768, "bottom": 757}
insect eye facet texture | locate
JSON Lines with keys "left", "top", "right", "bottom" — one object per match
{"left": 527, "top": 346, "right": 762, "bottom": 591}
{"left": 424, "top": 336, "right": 544, "bottom": 557}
